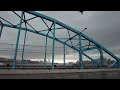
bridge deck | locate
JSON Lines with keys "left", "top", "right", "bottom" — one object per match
{"left": 0, "top": 68, "right": 120, "bottom": 74}
{"left": 0, "top": 69, "right": 120, "bottom": 79}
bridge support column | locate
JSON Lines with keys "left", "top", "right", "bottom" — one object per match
{"left": 11, "top": 44, "right": 13, "bottom": 60}
{"left": 44, "top": 36, "right": 48, "bottom": 67}
{"left": 21, "top": 30, "right": 27, "bottom": 67}
{"left": 82, "top": 52, "right": 101, "bottom": 68}
{"left": 52, "top": 22, "right": 55, "bottom": 69}
{"left": 119, "top": 61, "right": 120, "bottom": 68}
{"left": 117, "top": 60, "right": 120, "bottom": 68}
{"left": 98, "top": 47, "right": 104, "bottom": 67}
{"left": 21, "top": 12, "right": 28, "bottom": 67}
{"left": 79, "top": 34, "right": 83, "bottom": 69}
{"left": 63, "top": 44, "right": 66, "bottom": 67}
{"left": 12, "top": 11, "right": 24, "bottom": 69}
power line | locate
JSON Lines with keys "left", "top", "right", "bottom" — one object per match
{"left": 0, "top": 42, "right": 63, "bottom": 48}
{"left": 0, "top": 49, "right": 63, "bottom": 54}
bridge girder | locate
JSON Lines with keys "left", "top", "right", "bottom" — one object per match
{"left": 0, "top": 11, "right": 119, "bottom": 69}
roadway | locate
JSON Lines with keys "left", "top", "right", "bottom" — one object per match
{"left": 0, "top": 68, "right": 120, "bottom": 79}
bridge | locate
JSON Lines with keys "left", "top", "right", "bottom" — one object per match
{"left": 0, "top": 11, "right": 120, "bottom": 70}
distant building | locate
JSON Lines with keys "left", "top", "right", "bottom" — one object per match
{"left": 39, "top": 60, "right": 44, "bottom": 64}
{"left": 68, "top": 62, "right": 74, "bottom": 65}
{"left": 48, "top": 59, "right": 51, "bottom": 63}
{"left": 0, "top": 62, "right": 5, "bottom": 65}
{"left": 76, "top": 61, "right": 80, "bottom": 64}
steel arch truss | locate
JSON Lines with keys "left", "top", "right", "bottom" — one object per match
{"left": 0, "top": 11, "right": 120, "bottom": 69}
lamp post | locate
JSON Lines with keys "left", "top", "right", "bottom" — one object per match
{"left": 81, "top": 28, "right": 87, "bottom": 34}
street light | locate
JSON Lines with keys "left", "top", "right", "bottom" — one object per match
{"left": 81, "top": 28, "right": 87, "bottom": 34}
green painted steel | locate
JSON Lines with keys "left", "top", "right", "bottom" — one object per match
{"left": 0, "top": 11, "right": 119, "bottom": 69}
{"left": 44, "top": 36, "right": 48, "bottom": 67}
{"left": 12, "top": 11, "right": 24, "bottom": 69}
{"left": 83, "top": 47, "right": 97, "bottom": 52}
{"left": 2, "top": 23, "right": 79, "bottom": 52}
{"left": 16, "top": 16, "right": 37, "bottom": 26}
{"left": 98, "top": 47, "right": 104, "bottom": 66}
{"left": 1, "top": 21, "right": 119, "bottom": 68}
{"left": 82, "top": 52, "right": 101, "bottom": 67}
{"left": 26, "top": 11, "right": 120, "bottom": 63}
{"left": 79, "top": 34, "right": 83, "bottom": 69}
{"left": 0, "top": 21, "right": 3, "bottom": 38}
{"left": 52, "top": 22, "right": 55, "bottom": 69}
{"left": 63, "top": 44, "right": 65, "bottom": 67}
{"left": 21, "top": 30, "right": 27, "bottom": 66}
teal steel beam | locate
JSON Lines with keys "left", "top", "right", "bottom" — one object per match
{"left": 40, "top": 18, "right": 50, "bottom": 29}
{"left": 75, "top": 43, "right": 95, "bottom": 49}
{"left": 11, "top": 44, "right": 13, "bottom": 60}
{"left": 21, "top": 30, "right": 27, "bottom": 66}
{"left": 2, "top": 10, "right": 120, "bottom": 67}
{"left": 2, "top": 21, "right": 119, "bottom": 69}
{"left": 83, "top": 46, "right": 101, "bottom": 68}
{"left": 58, "top": 38, "right": 85, "bottom": 40}
{"left": 119, "top": 60, "right": 120, "bottom": 67}
{"left": 83, "top": 47, "right": 97, "bottom": 52}
{"left": 12, "top": 11, "right": 39, "bottom": 34}
{"left": 12, "top": 11, "right": 24, "bottom": 69}
{"left": 2, "top": 23, "right": 79, "bottom": 52}
{"left": 52, "top": 22, "right": 55, "bottom": 69}
{"left": 83, "top": 52, "right": 95, "bottom": 68}
{"left": 81, "top": 45, "right": 95, "bottom": 48}
{"left": 0, "top": 17, "right": 14, "bottom": 26}
{"left": 82, "top": 52, "right": 101, "bottom": 67}
{"left": 0, "top": 11, "right": 119, "bottom": 68}
{"left": 79, "top": 34, "right": 83, "bottom": 69}
{"left": 16, "top": 16, "right": 37, "bottom": 26}
{"left": 117, "top": 61, "right": 120, "bottom": 67}
{"left": 26, "top": 22, "right": 38, "bottom": 33}
{"left": 63, "top": 44, "right": 65, "bottom": 67}
{"left": 2, "top": 23, "right": 119, "bottom": 68}
{"left": 0, "top": 23, "right": 3, "bottom": 38}
{"left": 108, "top": 61, "right": 117, "bottom": 67}
{"left": 67, "top": 30, "right": 73, "bottom": 46}
{"left": 98, "top": 47, "right": 104, "bottom": 66}
{"left": 44, "top": 36, "right": 48, "bottom": 67}
{"left": 38, "top": 27, "right": 64, "bottom": 33}
{"left": 12, "top": 11, "right": 21, "bottom": 18}
{"left": 26, "top": 11, "right": 120, "bottom": 63}
{"left": 21, "top": 12, "right": 27, "bottom": 67}
{"left": 26, "top": 11, "right": 80, "bottom": 34}
{"left": 65, "top": 34, "right": 78, "bottom": 43}
{"left": 92, "top": 60, "right": 95, "bottom": 69}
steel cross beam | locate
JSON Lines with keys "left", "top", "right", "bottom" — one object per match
{"left": 0, "top": 21, "right": 3, "bottom": 38}
{"left": 1, "top": 23, "right": 101, "bottom": 68}
{"left": 38, "top": 27, "right": 64, "bottom": 33}
{"left": 52, "top": 22, "right": 55, "bottom": 69}
{"left": 79, "top": 34, "right": 83, "bottom": 69}
{"left": 0, "top": 11, "right": 119, "bottom": 69}
{"left": 26, "top": 11, "right": 120, "bottom": 65}
{"left": 63, "top": 44, "right": 66, "bottom": 67}
{"left": 21, "top": 12, "right": 27, "bottom": 67}
{"left": 16, "top": 16, "right": 37, "bottom": 26}
{"left": 12, "top": 11, "right": 24, "bottom": 69}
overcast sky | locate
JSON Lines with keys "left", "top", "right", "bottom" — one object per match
{"left": 0, "top": 11, "right": 120, "bottom": 63}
